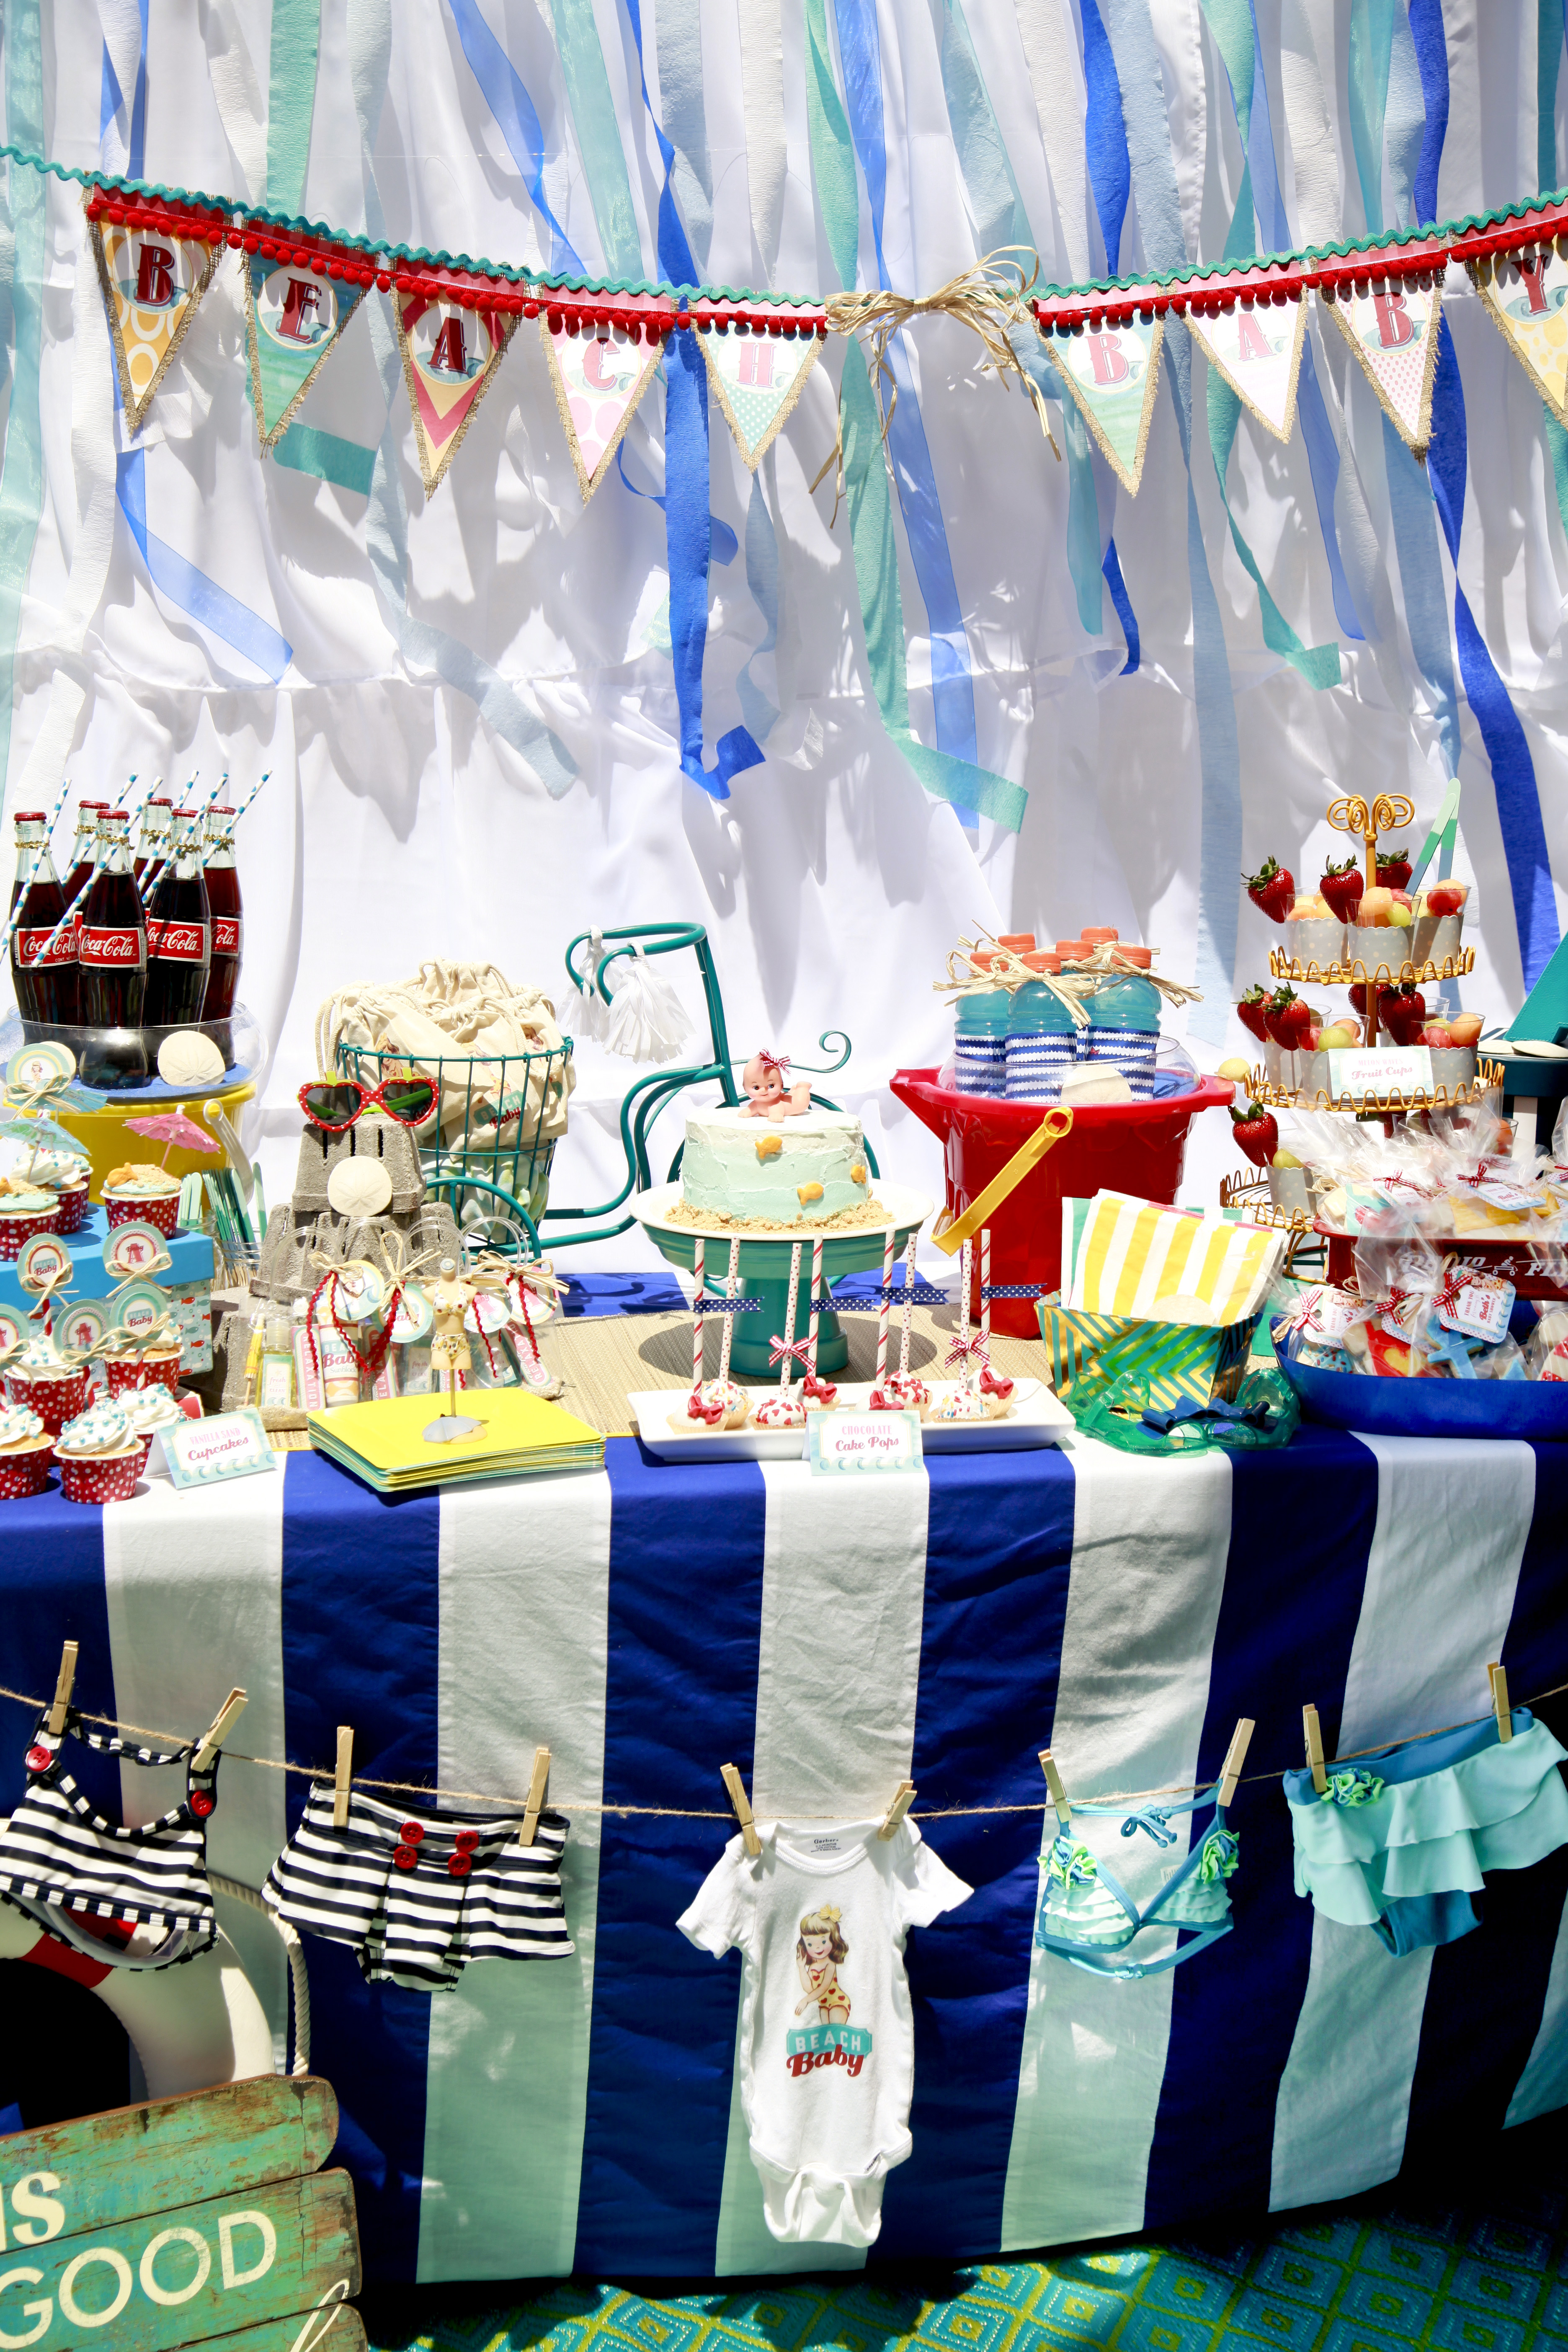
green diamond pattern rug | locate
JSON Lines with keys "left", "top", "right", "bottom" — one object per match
{"left": 366, "top": 2129, "right": 1567, "bottom": 2352}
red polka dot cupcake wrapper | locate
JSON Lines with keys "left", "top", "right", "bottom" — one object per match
{"left": 106, "top": 1194, "right": 179, "bottom": 1237}
{"left": 8, "top": 1371, "right": 90, "bottom": 1436}
{"left": 0, "top": 1208, "right": 63, "bottom": 1261}
{"left": 106, "top": 1356, "right": 182, "bottom": 1398}
{"left": 54, "top": 1186, "right": 88, "bottom": 1235}
{"left": 0, "top": 1444, "right": 54, "bottom": 1498}
{"left": 59, "top": 1443, "right": 146, "bottom": 1505}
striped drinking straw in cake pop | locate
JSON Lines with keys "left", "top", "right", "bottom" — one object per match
{"left": 692, "top": 1238, "right": 704, "bottom": 1387}
{"left": 874, "top": 1226, "right": 895, "bottom": 1385}
{"left": 980, "top": 1228, "right": 993, "bottom": 1368}
{"left": 807, "top": 1234, "right": 824, "bottom": 1376}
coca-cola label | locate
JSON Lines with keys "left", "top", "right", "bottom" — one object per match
{"left": 81, "top": 926, "right": 147, "bottom": 967}
{"left": 146, "top": 919, "right": 210, "bottom": 962}
{"left": 212, "top": 916, "right": 242, "bottom": 955}
{"left": 13, "top": 927, "right": 77, "bottom": 967}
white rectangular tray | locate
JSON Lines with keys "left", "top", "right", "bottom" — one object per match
{"left": 627, "top": 1379, "right": 1072, "bottom": 1462}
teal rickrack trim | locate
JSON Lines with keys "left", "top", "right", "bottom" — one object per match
{"left": 5, "top": 137, "right": 1563, "bottom": 312}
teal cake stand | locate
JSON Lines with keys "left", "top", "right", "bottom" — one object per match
{"left": 632, "top": 1182, "right": 933, "bottom": 1378}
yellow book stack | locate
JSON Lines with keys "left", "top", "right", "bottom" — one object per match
{"left": 307, "top": 1389, "right": 605, "bottom": 1493}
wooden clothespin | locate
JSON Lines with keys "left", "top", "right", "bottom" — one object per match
{"left": 47, "top": 1641, "right": 78, "bottom": 1736}
{"left": 333, "top": 1726, "right": 353, "bottom": 1827}
{"left": 192, "top": 1687, "right": 248, "bottom": 1772}
{"left": 1303, "top": 1703, "right": 1327, "bottom": 1795}
{"left": 1217, "top": 1718, "right": 1255, "bottom": 1808}
{"left": 721, "top": 1762, "right": 761, "bottom": 1858}
{"left": 1488, "top": 1662, "right": 1513, "bottom": 1743}
{"left": 877, "top": 1780, "right": 916, "bottom": 1841}
{"left": 518, "top": 1747, "right": 551, "bottom": 1847}
{"left": 1038, "top": 1749, "right": 1073, "bottom": 1832}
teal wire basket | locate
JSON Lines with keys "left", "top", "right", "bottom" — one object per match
{"left": 334, "top": 1039, "right": 574, "bottom": 1241}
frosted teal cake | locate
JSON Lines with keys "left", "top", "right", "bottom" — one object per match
{"left": 673, "top": 1104, "right": 884, "bottom": 1230}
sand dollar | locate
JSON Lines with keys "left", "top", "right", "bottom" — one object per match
{"left": 157, "top": 1030, "right": 226, "bottom": 1088}
{"left": 327, "top": 1157, "right": 393, "bottom": 1217}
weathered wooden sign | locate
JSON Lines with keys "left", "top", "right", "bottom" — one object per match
{"left": 0, "top": 2073, "right": 363, "bottom": 2350}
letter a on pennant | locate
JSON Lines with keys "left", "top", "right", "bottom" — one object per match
{"left": 1322, "top": 281, "right": 1443, "bottom": 454}
{"left": 90, "top": 212, "right": 223, "bottom": 435}
{"left": 1472, "top": 249, "right": 1568, "bottom": 427}
{"left": 244, "top": 259, "right": 363, "bottom": 453}
{"left": 696, "top": 319, "right": 823, "bottom": 469}
{"left": 395, "top": 291, "right": 516, "bottom": 495}
{"left": 1052, "top": 316, "right": 1165, "bottom": 493}
{"left": 539, "top": 317, "right": 662, "bottom": 501}
{"left": 1188, "top": 294, "right": 1307, "bottom": 441}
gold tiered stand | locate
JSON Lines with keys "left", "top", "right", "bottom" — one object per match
{"left": 1246, "top": 1056, "right": 1504, "bottom": 1116}
{"left": 1268, "top": 945, "right": 1475, "bottom": 988}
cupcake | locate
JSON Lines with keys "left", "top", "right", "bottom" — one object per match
{"left": 869, "top": 1375, "right": 931, "bottom": 1418}
{"left": 750, "top": 1390, "right": 807, "bottom": 1430}
{"left": 0, "top": 1177, "right": 62, "bottom": 1261}
{"left": 0, "top": 1401, "right": 55, "bottom": 1497}
{"left": 54, "top": 1399, "right": 147, "bottom": 1504}
{"left": 668, "top": 1378, "right": 750, "bottom": 1434}
{"left": 23, "top": 1149, "right": 91, "bottom": 1234}
{"left": 105, "top": 1346, "right": 184, "bottom": 1399}
{"left": 121, "top": 1384, "right": 188, "bottom": 1457}
{"left": 101, "top": 1163, "right": 183, "bottom": 1237}
{"left": 6, "top": 1336, "right": 89, "bottom": 1434}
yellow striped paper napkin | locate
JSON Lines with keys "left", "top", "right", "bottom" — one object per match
{"left": 1065, "top": 1191, "right": 1284, "bottom": 1326}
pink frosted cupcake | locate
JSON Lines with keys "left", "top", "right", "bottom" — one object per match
{"left": 101, "top": 1163, "right": 182, "bottom": 1238}
{"left": 0, "top": 1180, "right": 61, "bottom": 1261}
{"left": 54, "top": 1400, "right": 147, "bottom": 1503}
{"left": 0, "top": 1402, "right": 55, "bottom": 1497}
{"left": 7, "top": 1336, "right": 89, "bottom": 1435}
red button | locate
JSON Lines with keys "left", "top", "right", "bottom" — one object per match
{"left": 393, "top": 1844, "right": 418, "bottom": 1870}
{"left": 453, "top": 1830, "right": 480, "bottom": 1854}
{"left": 400, "top": 1821, "right": 425, "bottom": 1844}
{"left": 447, "top": 1854, "right": 471, "bottom": 1878}
{"left": 188, "top": 1791, "right": 214, "bottom": 1818}
{"left": 26, "top": 1745, "right": 50, "bottom": 1773}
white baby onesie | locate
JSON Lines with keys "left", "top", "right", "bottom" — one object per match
{"left": 678, "top": 1816, "right": 971, "bottom": 2247}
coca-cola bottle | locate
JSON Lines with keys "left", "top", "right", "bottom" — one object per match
{"left": 9, "top": 812, "right": 79, "bottom": 1025}
{"left": 133, "top": 795, "right": 173, "bottom": 888}
{"left": 144, "top": 807, "right": 211, "bottom": 1026}
{"left": 64, "top": 801, "right": 107, "bottom": 905}
{"left": 79, "top": 812, "right": 147, "bottom": 1029}
{"left": 202, "top": 804, "right": 242, "bottom": 1021}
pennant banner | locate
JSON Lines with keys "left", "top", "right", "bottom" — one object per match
{"left": 1473, "top": 251, "right": 1568, "bottom": 427}
{"left": 396, "top": 293, "right": 515, "bottom": 495}
{"left": 245, "top": 258, "right": 363, "bottom": 454}
{"left": 1052, "top": 317, "right": 1164, "bottom": 494}
{"left": 540, "top": 319, "right": 661, "bottom": 501}
{"left": 696, "top": 326, "right": 822, "bottom": 469}
{"left": 1188, "top": 295, "right": 1307, "bottom": 443}
{"left": 92, "top": 219, "right": 222, "bottom": 434}
{"left": 1323, "top": 283, "right": 1443, "bottom": 454}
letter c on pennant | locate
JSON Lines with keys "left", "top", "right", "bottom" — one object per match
{"left": 0, "top": 2269, "right": 49, "bottom": 2350}
{"left": 140, "top": 2226, "right": 212, "bottom": 2306}
{"left": 220, "top": 2210, "right": 277, "bottom": 2290}
{"left": 58, "top": 2247, "right": 132, "bottom": 2329}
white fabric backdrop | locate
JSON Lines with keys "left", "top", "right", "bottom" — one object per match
{"left": 1, "top": 0, "right": 1565, "bottom": 1262}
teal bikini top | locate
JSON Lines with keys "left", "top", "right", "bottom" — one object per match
{"left": 1034, "top": 1791, "right": 1239, "bottom": 1979}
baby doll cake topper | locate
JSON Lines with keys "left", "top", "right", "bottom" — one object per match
{"left": 740, "top": 1051, "right": 813, "bottom": 1121}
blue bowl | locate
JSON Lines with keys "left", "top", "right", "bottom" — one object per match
{"left": 1274, "top": 1331, "right": 1568, "bottom": 1439}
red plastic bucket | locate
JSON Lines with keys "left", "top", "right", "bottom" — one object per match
{"left": 890, "top": 1070, "right": 1236, "bottom": 1336}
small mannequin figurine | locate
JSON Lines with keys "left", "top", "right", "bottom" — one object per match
{"left": 739, "top": 1051, "right": 813, "bottom": 1120}
{"left": 423, "top": 1255, "right": 507, "bottom": 1442}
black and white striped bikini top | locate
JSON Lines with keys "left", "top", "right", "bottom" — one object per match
{"left": 0, "top": 1710, "right": 222, "bottom": 1969}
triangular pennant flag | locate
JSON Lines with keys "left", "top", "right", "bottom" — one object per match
{"left": 1473, "top": 249, "right": 1568, "bottom": 427}
{"left": 1051, "top": 316, "right": 1164, "bottom": 493}
{"left": 244, "top": 256, "right": 362, "bottom": 453}
{"left": 92, "top": 217, "right": 223, "bottom": 435}
{"left": 395, "top": 291, "right": 516, "bottom": 495}
{"left": 1322, "top": 281, "right": 1442, "bottom": 454}
{"left": 539, "top": 317, "right": 661, "bottom": 501}
{"left": 696, "top": 324, "right": 822, "bottom": 469}
{"left": 1188, "top": 293, "right": 1306, "bottom": 441}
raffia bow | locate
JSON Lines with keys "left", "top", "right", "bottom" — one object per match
{"left": 825, "top": 250, "right": 1061, "bottom": 461}
{"left": 93, "top": 1312, "right": 183, "bottom": 1364}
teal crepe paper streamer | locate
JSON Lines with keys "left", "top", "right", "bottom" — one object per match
{"left": 0, "top": 3, "right": 46, "bottom": 807}
{"left": 653, "top": 0, "right": 713, "bottom": 276}
{"left": 1383, "top": 3, "right": 1427, "bottom": 230}
{"left": 1011, "top": 329, "right": 1104, "bottom": 638}
{"left": 547, "top": 0, "right": 645, "bottom": 281}
{"left": 1541, "top": 0, "right": 1565, "bottom": 195}
{"left": 1349, "top": 0, "right": 1396, "bottom": 235}
{"left": 805, "top": 0, "right": 859, "bottom": 291}
{"left": 1544, "top": 410, "right": 1568, "bottom": 551}
{"left": 266, "top": 0, "right": 322, "bottom": 216}
{"left": 939, "top": 0, "right": 1033, "bottom": 256}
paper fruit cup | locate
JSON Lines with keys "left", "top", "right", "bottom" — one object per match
{"left": 8, "top": 1367, "right": 89, "bottom": 1435}
{"left": 1429, "top": 1046, "right": 1478, "bottom": 1095}
{"left": 0, "top": 1438, "right": 55, "bottom": 1498}
{"left": 106, "top": 1352, "right": 182, "bottom": 1398}
{"left": 59, "top": 1440, "right": 147, "bottom": 1505}
{"left": 1282, "top": 914, "right": 1344, "bottom": 970}
{"left": 53, "top": 1182, "right": 89, "bottom": 1235}
{"left": 1343, "top": 924, "right": 1415, "bottom": 982}
{"left": 0, "top": 1206, "right": 62, "bottom": 1262}
{"left": 1268, "top": 1165, "right": 1313, "bottom": 1217}
{"left": 105, "top": 1191, "right": 180, "bottom": 1238}
{"left": 1411, "top": 910, "right": 1465, "bottom": 969}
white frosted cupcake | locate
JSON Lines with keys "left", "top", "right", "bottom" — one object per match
{"left": 122, "top": 1385, "right": 188, "bottom": 1439}
{"left": 55, "top": 1398, "right": 147, "bottom": 1503}
{"left": 0, "top": 1400, "right": 54, "bottom": 1497}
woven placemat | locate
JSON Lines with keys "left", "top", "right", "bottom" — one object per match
{"left": 542, "top": 1302, "right": 1048, "bottom": 1437}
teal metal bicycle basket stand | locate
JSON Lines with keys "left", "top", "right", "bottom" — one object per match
{"left": 333, "top": 1039, "right": 573, "bottom": 1240}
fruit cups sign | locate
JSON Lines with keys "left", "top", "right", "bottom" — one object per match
{"left": 0, "top": 2074, "right": 363, "bottom": 2350}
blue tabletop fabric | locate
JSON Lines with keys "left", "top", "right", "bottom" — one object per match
{"left": 0, "top": 1421, "right": 1563, "bottom": 2285}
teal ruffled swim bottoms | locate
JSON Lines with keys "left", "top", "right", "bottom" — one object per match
{"left": 1284, "top": 1707, "right": 1568, "bottom": 1957}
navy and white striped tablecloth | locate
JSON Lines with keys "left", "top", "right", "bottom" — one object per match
{"left": 0, "top": 1429, "right": 1563, "bottom": 2284}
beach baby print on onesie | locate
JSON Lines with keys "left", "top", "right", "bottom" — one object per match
{"left": 678, "top": 1818, "right": 971, "bottom": 2246}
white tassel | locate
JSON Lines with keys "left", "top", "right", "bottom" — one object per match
{"left": 570, "top": 928, "right": 610, "bottom": 1042}
{"left": 603, "top": 946, "right": 694, "bottom": 1063}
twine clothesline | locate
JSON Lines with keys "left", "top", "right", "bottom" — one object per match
{"left": 0, "top": 1674, "right": 1561, "bottom": 1824}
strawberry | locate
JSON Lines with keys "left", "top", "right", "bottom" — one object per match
{"left": 1264, "top": 988, "right": 1313, "bottom": 1047}
{"left": 1236, "top": 985, "right": 1271, "bottom": 1042}
{"left": 1349, "top": 981, "right": 1372, "bottom": 1016}
{"left": 1381, "top": 985, "right": 1426, "bottom": 1045}
{"left": 1244, "top": 856, "right": 1295, "bottom": 924}
{"left": 1376, "top": 847, "right": 1412, "bottom": 890}
{"left": 1231, "top": 1103, "right": 1279, "bottom": 1168}
{"left": 1320, "top": 857, "right": 1364, "bottom": 922}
